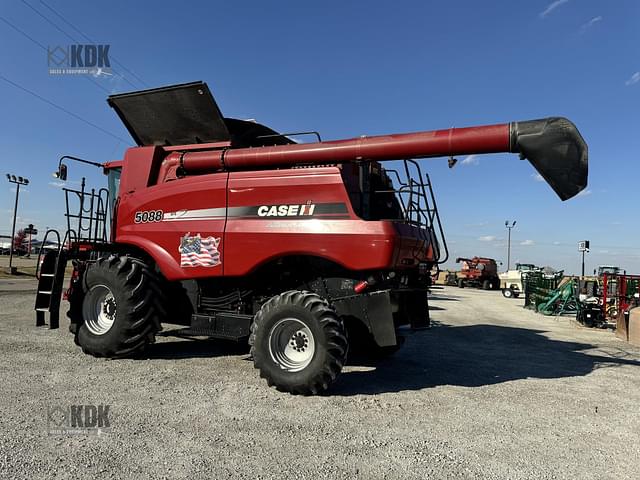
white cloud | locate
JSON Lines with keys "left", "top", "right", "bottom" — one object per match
{"left": 625, "top": 72, "right": 640, "bottom": 86}
{"left": 479, "top": 235, "right": 496, "bottom": 242}
{"left": 464, "top": 221, "right": 488, "bottom": 228}
{"left": 520, "top": 239, "right": 535, "bottom": 246}
{"left": 540, "top": 0, "right": 570, "bottom": 18}
{"left": 552, "top": 241, "right": 562, "bottom": 245}
{"left": 48, "top": 179, "right": 81, "bottom": 189}
{"left": 461, "top": 155, "right": 479, "bottom": 166}
{"left": 531, "top": 173, "right": 545, "bottom": 182}
{"left": 580, "top": 15, "right": 602, "bottom": 32}
{"left": 576, "top": 189, "right": 592, "bottom": 197}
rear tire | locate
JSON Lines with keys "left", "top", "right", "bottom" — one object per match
{"left": 502, "top": 288, "right": 514, "bottom": 298}
{"left": 250, "top": 290, "right": 348, "bottom": 395}
{"left": 457, "top": 278, "right": 465, "bottom": 288}
{"left": 482, "top": 280, "right": 491, "bottom": 290}
{"left": 73, "top": 255, "right": 165, "bottom": 358}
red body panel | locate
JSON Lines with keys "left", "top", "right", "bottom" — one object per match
{"left": 116, "top": 173, "right": 228, "bottom": 280}
{"left": 112, "top": 122, "right": 516, "bottom": 280}
{"left": 225, "top": 167, "right": 426, "bottom": 276}
{"left": 115, "top": 165, "right": 433, "bottom": 281}
{"left": 119, "top": 146, "right": 165, "bottom": 194}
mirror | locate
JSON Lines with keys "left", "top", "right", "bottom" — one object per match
{"left": 53, "top": 163, "right": 68, "bottom": 181}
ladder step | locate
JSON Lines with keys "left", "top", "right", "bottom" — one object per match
{"left": 35, "top": 307, "right": 49, "bottom": 312}
{"left": 38, "top": 291, "right": 52, "bottom": 295}
{"left": 40, "top": 273, "right": 55, "bottom": 277}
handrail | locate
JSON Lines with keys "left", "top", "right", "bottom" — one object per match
{"left": 63, "top": 180, "right": 109, "bottom": 244}
{"left": 424, "top": 173, "right": 449, "bottom": 264}
{"left": 35, "top": 229, "right": 61, "bottom": 279}
{"left": 362, "top": 159, "right": 448, "bottom": 265}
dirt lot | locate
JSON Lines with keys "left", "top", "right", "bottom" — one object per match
{"left": 1, "top": 282, "right": 639, "bottom": 479}
{"left": 0, "top": 255, "right": 38, "bottom": 277}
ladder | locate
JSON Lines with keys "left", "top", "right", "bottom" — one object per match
{"left": 34, "top": 230, "right": 70, "bottom": 329}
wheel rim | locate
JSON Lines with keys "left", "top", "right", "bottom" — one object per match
{"left": 82, "top": 284, "right": 117, "bottom": 335}
{"left": 268, "top": 317, "right": 315, "bottom": 372}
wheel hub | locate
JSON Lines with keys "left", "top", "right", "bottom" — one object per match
{"left": 269, "top": 318, "right": 316, "bottom": 372}
{"left": 290, "top": 331, "right": 309, "bottom": 352}
{"left": 82, "top": 285, "right": 117, "bottom": 336}
{"left": 102, "top": 297, "right": 116, "bottom": 319}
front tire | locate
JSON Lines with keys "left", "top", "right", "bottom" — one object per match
{"left": 502, "top": 288, "right": 514, "bottom": 298}
{"left": 250, "top": 290, "right": 348, "bottom": 395}
{"left": 73, "top": 255, "right": 165, "bottom": 358}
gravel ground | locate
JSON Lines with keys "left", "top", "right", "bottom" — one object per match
{"left": 1, "top": 284, "right": 639, "bottom": 479}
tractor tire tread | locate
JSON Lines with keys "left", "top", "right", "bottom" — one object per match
{"left": 72, "top": 254, "right": 166, "bottom": 359}
{"left": 250, "top": 290, "right": 347, "bottom": 395}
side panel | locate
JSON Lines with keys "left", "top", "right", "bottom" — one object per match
{"left": 119, "top": 146, "right": 164, "bottom": 194}
{"left": 392, "top": 223, "right": 433, "bottom": 267}
{"left": 223, "top": 167, "right": 424, "bottom": 276}
{"left": 116, "top": 173, "right": 228, "bottom": 280}
{"left": 116, "top": 165, "right": 437, "bottom": 279}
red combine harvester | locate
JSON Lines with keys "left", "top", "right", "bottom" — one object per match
{"left": 34, "top": 82, "right": 588, "bottom": 394}
{"left": 455, "top": 257, "right": 500, "bottom": 290}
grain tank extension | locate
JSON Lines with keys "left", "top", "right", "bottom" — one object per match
{"left": 34, "top": 82, "right": 588, "bottom": 394}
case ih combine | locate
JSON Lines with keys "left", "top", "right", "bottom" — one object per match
{"left": 455, "top": 257, "right": 500, "bottom": 290}
{"left": 34, "top": 82, "right": 588, "bottom": 394}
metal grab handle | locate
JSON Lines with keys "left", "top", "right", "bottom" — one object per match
{"left": 35, "top": 229, "right": 60, "bottom": 279}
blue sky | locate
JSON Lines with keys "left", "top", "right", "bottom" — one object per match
{"left": 0, "top": 0, "right": 638, "bottom": 274}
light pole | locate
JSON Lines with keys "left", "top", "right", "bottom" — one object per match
{"left": 505, "top": 220, "right": 516, "bottom": 271}
{"left": 578, "top": 240, "right": 589, "bottom": 277}
{"left": 6, "top": 174, "right": 29, "bottom": 275}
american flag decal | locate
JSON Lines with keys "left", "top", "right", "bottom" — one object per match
{"left": 179, "top": 233, "right": 221, "bottom": 268}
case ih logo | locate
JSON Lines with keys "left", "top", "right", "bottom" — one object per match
{"left": 48, "top": 44, "right": 112, "bottom": 76}
{"left": 257, "top": 204, "right": 316, "bottom": 217}
{"left": 46, "top": 404, "right": 111, "bottom": 435}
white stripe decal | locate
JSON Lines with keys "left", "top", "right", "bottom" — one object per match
{"left": 163, "top": 216, "right": 224, "bottom": 222}
{"left": 163, "top": 208, "right": 226, "bottom": 222}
